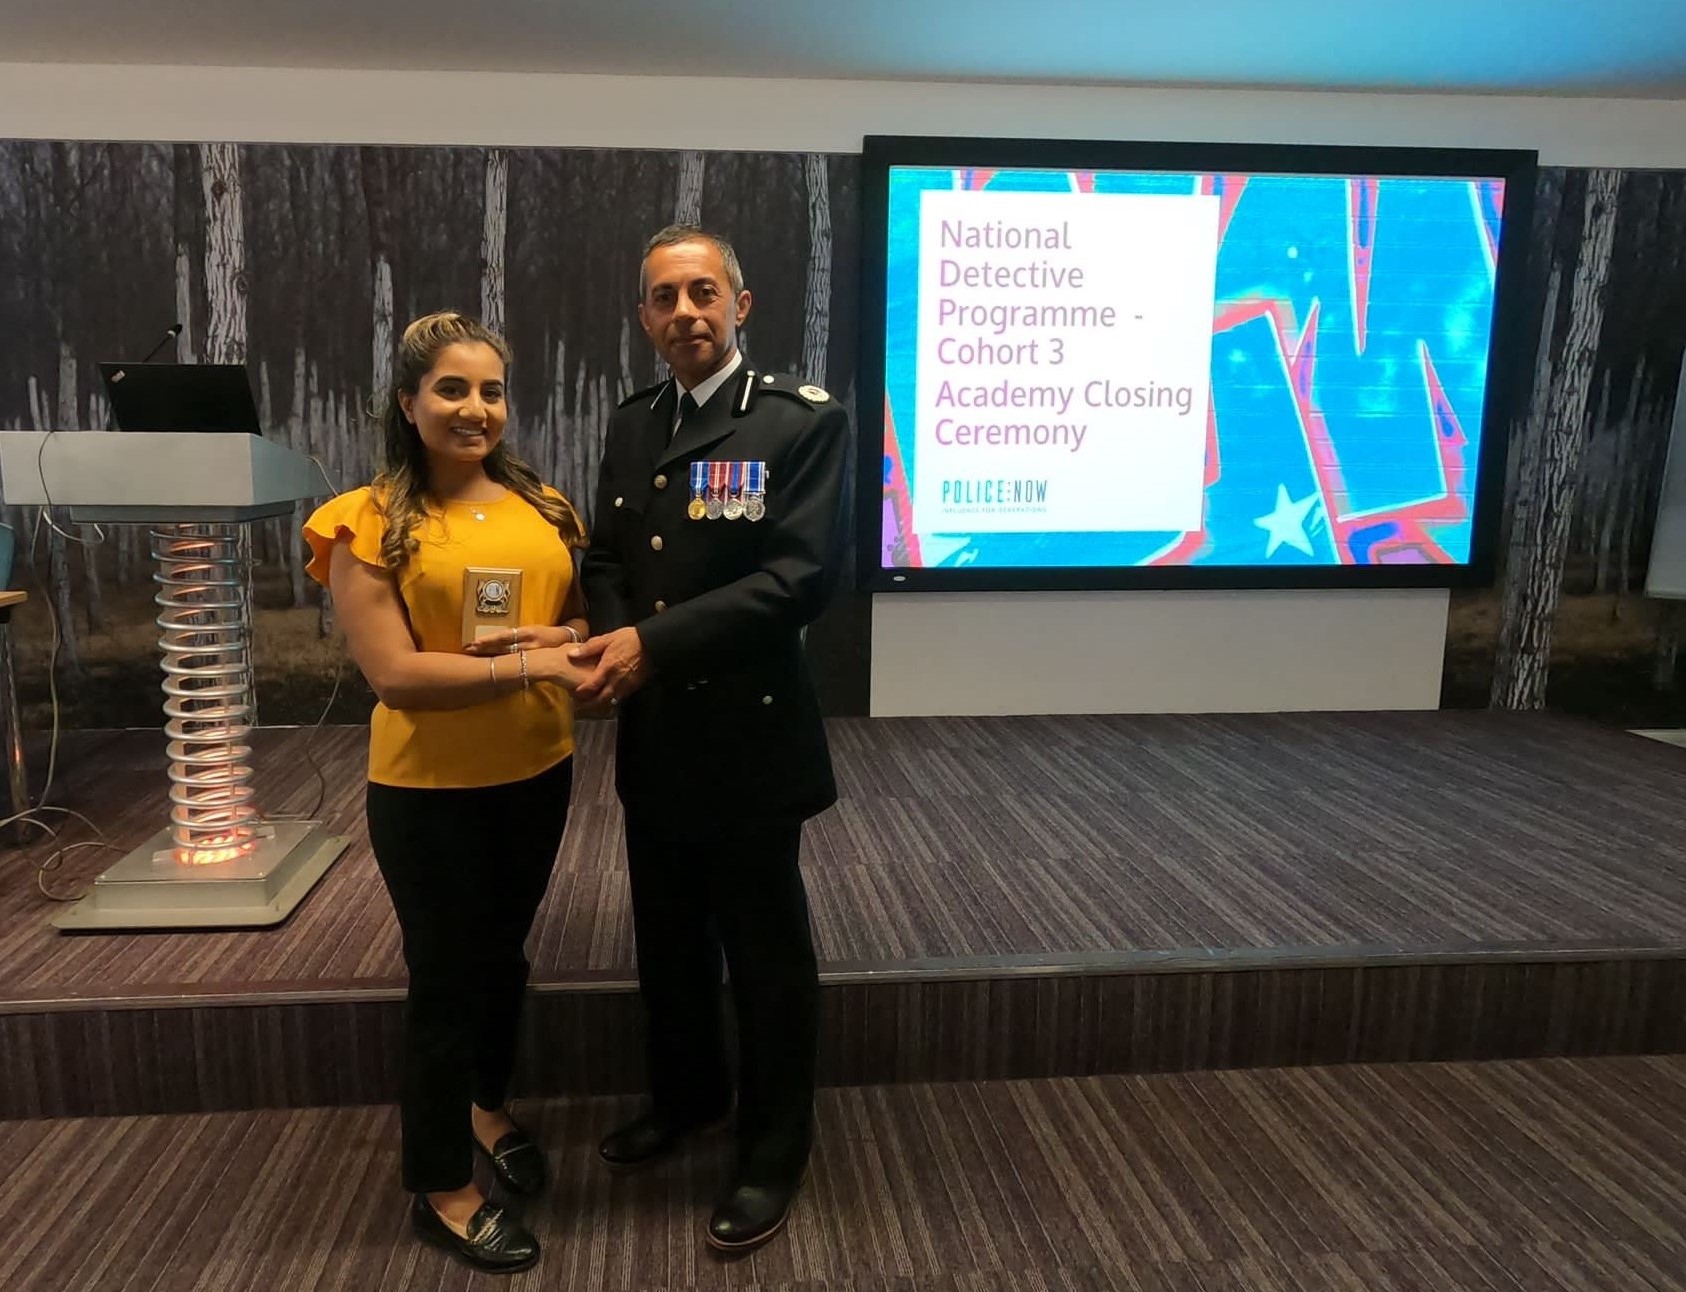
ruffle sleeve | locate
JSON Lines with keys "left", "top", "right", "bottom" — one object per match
{"left": 302, "top": 487, "right": 387, "bottom": 586}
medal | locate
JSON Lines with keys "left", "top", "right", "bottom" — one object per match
{"left": 687, "top": 461, "right": 708, "bottom": 520}
{"left": 705, "top": 461, "right": 727, "bottom": 520}
{"left": 744, "top": 460, "right": 767, "bottom": 522}
{"left": 723, "top": 461, "right": 745, "bottom": 521}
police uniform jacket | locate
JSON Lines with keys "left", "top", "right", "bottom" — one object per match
{"left": 581, "top": 366, "right": 849, "bottom": 825}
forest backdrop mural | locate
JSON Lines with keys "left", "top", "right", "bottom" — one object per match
{"left": 1473, "top": 165, "right": 1686, "bottom": 722}
{"left": 0, "top": 139, "right": 1681, "bottom": 730}
{"left": 0, "top": 141, "right": 864, "bottom": 727}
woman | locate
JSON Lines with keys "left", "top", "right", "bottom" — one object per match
{"left": 304, "top": 312, "right": 588, "bottom": 1275}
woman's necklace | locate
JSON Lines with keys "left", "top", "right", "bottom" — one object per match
{"left": 444, "top": 495, "right": 494, "bottom": 521}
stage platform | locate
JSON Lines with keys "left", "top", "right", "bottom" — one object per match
{"left": 3, "top": 712, "right": 1685, "bottom": 1118}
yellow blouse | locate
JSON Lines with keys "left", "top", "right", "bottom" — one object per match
{"left": 303, "top": 485, "right": 580, "bottom": 789}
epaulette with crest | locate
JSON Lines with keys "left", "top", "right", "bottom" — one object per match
{"left": 740, "top": 371, "right": 834, "bottom": 415}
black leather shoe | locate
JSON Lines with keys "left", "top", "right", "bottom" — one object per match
{"left": 706, "top": 1174, "right": 804, "bottom": 1253}
{"left": 475, "top": 1124, "right": 546, "bottom": 1197}
{"left": 597, "top": 1109, "right": 728, "bottom": 1169}
{"left": 410, "top": 1195, "right": 540, "bottom": 1274}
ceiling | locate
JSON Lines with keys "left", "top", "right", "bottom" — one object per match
{"left": 2, "top": 0, "right": 1684, "bottom": 96}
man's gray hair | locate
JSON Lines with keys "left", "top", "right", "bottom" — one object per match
{"left": 639, "top": 224, "right": 745, "bottom": 300}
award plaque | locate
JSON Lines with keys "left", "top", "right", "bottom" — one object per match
{"left": 461, "top": 566, "right": 524, "bottom": 646}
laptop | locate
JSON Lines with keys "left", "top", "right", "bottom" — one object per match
{"left": 98, "top": 363, "right": 262, "bottom": 435}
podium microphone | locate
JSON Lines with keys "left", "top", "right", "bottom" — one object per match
{"left": 138, "top": 323, "right": 184, "bottom": 365}
{"left": 108, "top": 324, "right": 184, "bottom": 392}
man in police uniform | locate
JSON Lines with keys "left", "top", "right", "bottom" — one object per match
{"left": 570, "top": 224, "right": 848, "bottom": 1253}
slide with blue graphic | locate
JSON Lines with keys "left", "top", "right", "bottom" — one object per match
{"left": 871, "top": 153, "right": 1527, "bottom": 583}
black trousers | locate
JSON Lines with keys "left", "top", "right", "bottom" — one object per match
{"left": 625, "top": 814, "right": 820, "bottom": 1183}
{"left": 365, "top": 757, "right": 573, "bottom": 1194}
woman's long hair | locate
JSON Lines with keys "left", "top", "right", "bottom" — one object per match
{"left": 373, "top": 311, "right": 587, "bottom": 571}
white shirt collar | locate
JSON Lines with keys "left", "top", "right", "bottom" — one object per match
{"left": 673, "top": 350, "right": 744, "bottom": 427}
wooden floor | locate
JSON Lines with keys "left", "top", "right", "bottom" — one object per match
{"left": 3, "top": 711, "right": 1686, "bottom": 1006}
{"left": 3, "top": 1054, "right": 1685, "bottom": 1290}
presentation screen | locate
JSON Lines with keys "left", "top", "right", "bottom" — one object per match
{"left": 857, "top": 136, "right": 1538, "bottom": 593}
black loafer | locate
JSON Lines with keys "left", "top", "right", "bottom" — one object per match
{"left": 598, "top": 1109, "right": 729, "bottom": 1169}
{"left": 706, "top": 1174, "right": 804, "bottom": 1253}
{"left": 410, "top": 1195, "right": 539, "bottom": 1274}
{"left": 475, "top": 1125, "right": 546, "bottom": 1197}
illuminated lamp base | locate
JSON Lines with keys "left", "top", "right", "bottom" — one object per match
{"left": 51, "top": 821, "right": 350, "bottom": 931}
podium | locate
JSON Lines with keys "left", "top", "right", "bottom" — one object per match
{"left": 0, "top": 430, "right": 351, "bottom": 930}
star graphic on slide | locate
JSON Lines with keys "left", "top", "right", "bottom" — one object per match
{"left": 1254, "top": 485, "right": 1319, "bottom": 558}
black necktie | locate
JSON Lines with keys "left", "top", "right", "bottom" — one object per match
{"left": 673, "top": 391, "right": 698, "bottom": 441}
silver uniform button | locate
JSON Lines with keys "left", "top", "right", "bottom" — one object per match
{"left": 653, "top": 474, "right": 668, "bottom": 489}
{"left": 650, "top": 535, "right": 663, "bottom": 551}
{"left": 654, "top": 600, "right": 667, "bottom": 612}
{"left": 613, "top": 497, "right": 624, "bottom": 508}
{"left": 761, "top": 694, "right": 773, "bottom": 705}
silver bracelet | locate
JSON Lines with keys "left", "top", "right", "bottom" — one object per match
{"left": 518, "top": 648, "right": 530, "bottom": 690}
{"left": 562, "top": 625, "right": 581, "bottom": 644}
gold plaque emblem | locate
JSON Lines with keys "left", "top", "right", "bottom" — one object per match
{"left": 475, "top": 577, "right": 512, "bottom": 616}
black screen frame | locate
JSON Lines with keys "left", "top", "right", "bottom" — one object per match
{"left": 855, "top": 134, "right": 1539, "bottom": 595}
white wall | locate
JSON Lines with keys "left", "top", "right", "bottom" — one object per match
{"left": 6, "top": 62, "right": 1685, "bottom": 717}
{"left": 3, "top": 64, "right": 1686, "bottom": 166}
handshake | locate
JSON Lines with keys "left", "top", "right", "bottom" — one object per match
{"left": 463, "top": 625, "right": 651, "bottom": 710}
